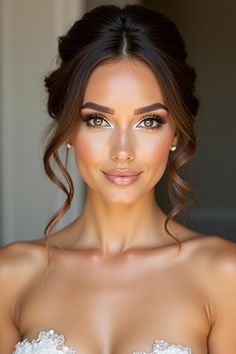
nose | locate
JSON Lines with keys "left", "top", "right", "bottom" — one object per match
{"left": 110, "top": 129, "right": 135, "bottom": 162}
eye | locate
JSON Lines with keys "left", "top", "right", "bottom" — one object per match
{"left": 137, "top": 115, "right": 167, "bottom": 129}
{"left": 80, "top": 113, "right": 167, "bottom": 130}
{"left": 81, "top": 113, "right": 110, "bottom": 128}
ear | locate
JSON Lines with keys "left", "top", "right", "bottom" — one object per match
{"left": 172, "top": 132, "right": 179, "bottom": 146}
{"left": 67, "top": 131, "right": 76, "bottom": 146}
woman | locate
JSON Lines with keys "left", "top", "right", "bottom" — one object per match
{"left": 0, "top": 4, "right": 236, "bottom": 354}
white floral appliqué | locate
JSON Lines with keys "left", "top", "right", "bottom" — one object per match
{"left": 13, "top": 329, "right": 77, "bottom": 354}
{"left": 13, "top": 329, "right": 192, "bottom": 354}
{"left": 133, "top": 338, "right": 192, "bottom": 354}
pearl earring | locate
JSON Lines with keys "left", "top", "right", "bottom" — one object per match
{"left": 66, "top": 142, "right": 72, "bottom": 149}
{"left": 170, "top": 145, "right": 176, "bottom": 151}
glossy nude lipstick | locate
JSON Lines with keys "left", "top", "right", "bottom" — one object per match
{"left": 102, "top": 169, "right": 143, "bottom": 186}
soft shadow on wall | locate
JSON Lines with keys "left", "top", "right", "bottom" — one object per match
{"left": 142, "top": 0, "right": 236, "bottom": 241}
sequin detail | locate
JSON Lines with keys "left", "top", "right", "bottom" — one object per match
{"left": 133, "top": 338, "right": 192, "bottom": 354}
{"left": 13, "top": 329, "right": 77, "bottom": 353}
{"left": 13, "top": 329, "right": 192, "bottom": 354}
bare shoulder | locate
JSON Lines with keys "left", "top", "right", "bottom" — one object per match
{"left": 0, "top": 239, "right": 50, "bottom": 320}
{"left": 0, "top": 238, "right": 49, "bottom": 286}
{"left": 0, "top": 238, "right": 47, "bottom": 262}
{"left": 201, "top": 234, "right": 236, "bottom": 284}
{"left": 187, "top": 233, "right": 236, "bottom": 269}
{"left": 188, "top": 235, "right": 236, "bottom": 351}
{"left": 186, "top": 234, "right": 236, "bottom": 318}
{"left": 173, "top": 231, "right": 235, "bottom": 284}
{"left": 0, "top": 240, "right": 49, "bottom": 349}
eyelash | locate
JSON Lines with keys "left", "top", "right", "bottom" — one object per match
{"left": 81, "top": 113, "right": 167, "bottom": 130}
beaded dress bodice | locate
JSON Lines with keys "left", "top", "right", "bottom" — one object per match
{"left": 13, "top": 329, "right": 192, "bottom": 354}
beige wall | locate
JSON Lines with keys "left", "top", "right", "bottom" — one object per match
{"left": 0, "top": 0, "right": 141, "bottom": 246}
{"left": 0, "top": 0, "right": 86, "bottom": 246}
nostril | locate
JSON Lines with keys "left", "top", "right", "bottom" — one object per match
{"left": 111, "top": 152, "right": 134, "bottom": 161}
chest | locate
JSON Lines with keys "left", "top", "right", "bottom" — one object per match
{"left": 16, "top": 254, "right": 209, "bottom": 354}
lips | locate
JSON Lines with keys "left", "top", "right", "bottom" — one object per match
{"left": 102, "top": 169, "right": 143, "bottom": 186}
{"left": 103, "top": 169, "right": 142, "bottom": 177}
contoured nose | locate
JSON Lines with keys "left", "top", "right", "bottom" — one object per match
{"left": 110, "top": 127, "right": 135, "bottom": 162}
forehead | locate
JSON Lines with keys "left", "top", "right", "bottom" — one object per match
{"left": 82, "top": 57, "right": 164, "bottom": 103}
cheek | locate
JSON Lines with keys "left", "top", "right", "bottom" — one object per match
{"left": 138, "top": 133, "right": 172, "bottom": 166}
{"left": 72, "top": 126, "right": 174, "bottom": 170}
{"left": 74, "top": 137, "right": 94, "bottom": 163}
{"left": 72, "top": 130, "right": 106, "bottom": 168}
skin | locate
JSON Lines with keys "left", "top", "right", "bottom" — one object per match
{"left": 0, "top": 57, "right": 236, "bottom": 354}
{"left": 68, "top": 56, "right": 179, "bottom": 254}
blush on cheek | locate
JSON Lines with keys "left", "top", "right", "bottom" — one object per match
{"left": 144, "top": 139, "right": 171, "bottom": 165}
{"left": 73, "top": 137, "right": 95, "bottom": 162}
{"left": 147, "top": 141, "right": 171, "bottom": 187}
{"left": 72, "top": 133, "right": 107, "bottom": 175}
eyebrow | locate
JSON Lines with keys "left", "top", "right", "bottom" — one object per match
{"left": 81, "top": 101, "right": 169, "bottom": 114}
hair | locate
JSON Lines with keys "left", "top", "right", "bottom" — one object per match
{"left": 42, "top": 3, "right": 199, "bottom": 267}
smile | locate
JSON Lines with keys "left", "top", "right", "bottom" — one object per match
{"left": 102, "top": 171, "right": 142, "bottom": 185}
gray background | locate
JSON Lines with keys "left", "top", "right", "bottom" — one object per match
{"left": 142, "top": 0, "right": 236, "bottom": 240}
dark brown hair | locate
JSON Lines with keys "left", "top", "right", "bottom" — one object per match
{"left": 42, "top": 4, "right": 199, "bottom": 263}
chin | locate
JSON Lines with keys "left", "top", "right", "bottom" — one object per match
{"left": 101, "top": 191, "right": 141, "bottom": 205}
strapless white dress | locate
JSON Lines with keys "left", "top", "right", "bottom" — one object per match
{"left": 12, "top": 329, "right": 192, "bottom": 354}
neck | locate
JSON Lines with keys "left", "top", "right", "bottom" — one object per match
{"left": 70, "top": 188, "right": 173, "bottom": 256}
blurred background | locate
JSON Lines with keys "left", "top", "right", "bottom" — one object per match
{"left": 0, "top": 0, "right": 235, "bottom": 246}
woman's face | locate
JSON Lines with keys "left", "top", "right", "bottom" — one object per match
{"left": 71, "top": 57, "right": 178, "bottom": 204}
